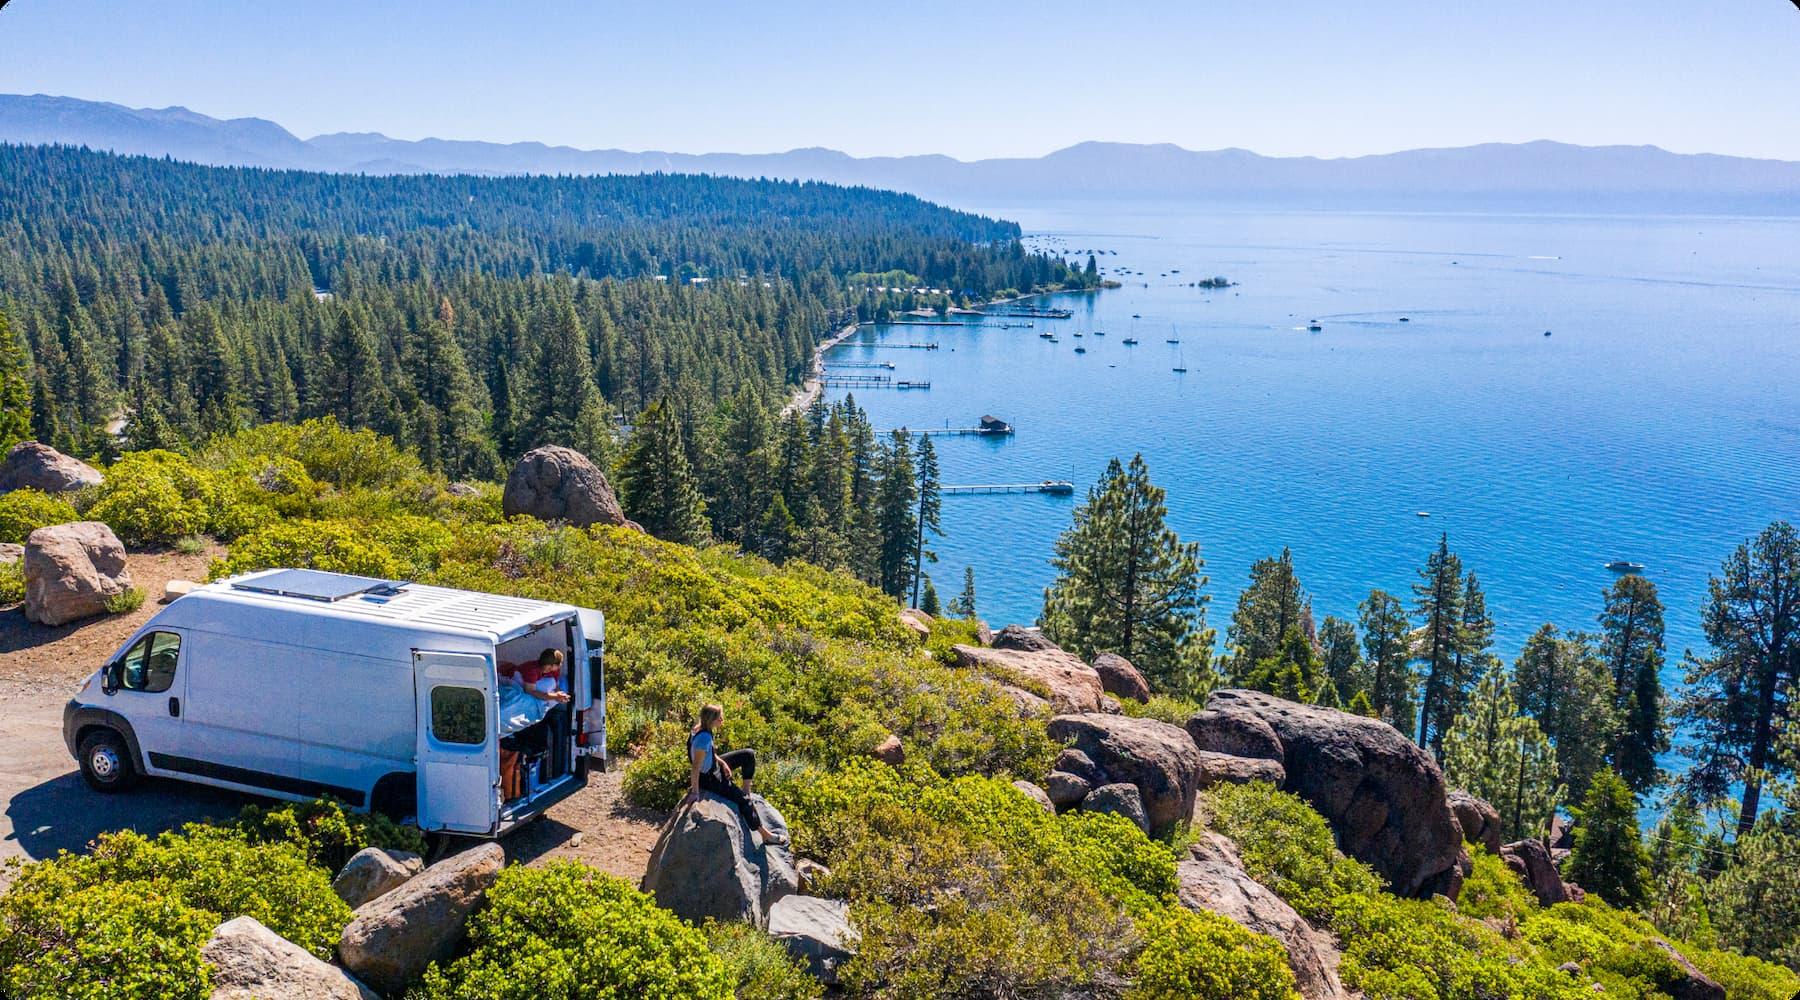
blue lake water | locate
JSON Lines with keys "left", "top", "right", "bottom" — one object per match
{"left": 825, "top": 204, "right": 1800, "bottom": 677}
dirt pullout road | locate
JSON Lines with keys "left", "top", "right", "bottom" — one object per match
{"left": 0, "top": 547, "right": 662, "bottom": 888}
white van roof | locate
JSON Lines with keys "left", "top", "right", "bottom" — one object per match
{"left": 177, "top": 568, "right": 594, "bottom": 643}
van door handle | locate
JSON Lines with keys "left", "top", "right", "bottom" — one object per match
{"left": 168, "top": 697, "right": 180, "bottom": 717}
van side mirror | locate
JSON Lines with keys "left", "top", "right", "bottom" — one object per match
{"left": 100, "top": 661, "right": 120, "bottom": 695}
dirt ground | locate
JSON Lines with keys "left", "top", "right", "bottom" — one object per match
{"left": 0, "top": 547, "right": 665, "bottom": 887}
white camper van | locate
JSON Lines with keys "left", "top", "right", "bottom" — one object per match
{"left": 61, "top": 568, "right": 605, "bottom": 837}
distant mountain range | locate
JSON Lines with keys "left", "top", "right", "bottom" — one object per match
{"left": 5, "top": 93, "right": 1799, "bottom": 213}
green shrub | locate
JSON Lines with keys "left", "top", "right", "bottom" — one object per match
{"left": 0, "top": 487, "right": 77, "bottom": 542}
{"left": 1524, "top": 900, "right": 1704, "bottom": 1000}
{"left": 623, "top": 740, "right": 696, "bottom": 811}
{"left": 1683, "top": 944, "right": 1800, "bottom": 1000}
{"left": 104, "top": 585, "right": 146, "bottom": 614}
{"left": 1201, "top": 781, "right": 1382, "bottom": 922}
{"left": 408, "top": 862, "right": 731, "bottom": 1000}
{"left": 1125, "top": 907, "right": 1299, "bottom": 1000}
{"left": 1120, "top": 693, "right": 1206, "bottom": 726}
{"left": 174, "top": 533, "right": 209, "bottom": 555}
{"left": 229, "top": 797, "right": 426, "bottom": 872}
{"left": 88, "top": 450, "right": 263, "bottom": 544}
{"left": 0, "top": 825, "right": 352, "bottom": 999}
{"left": 1332, "top": 892, "right": 1588, "bottom": 1000}
{"left": 211, "top": 518, "right": 404, "bottom": 579}
{"left": 0, "top": 560, "right": 23, "bottom": 605}
{"left": 1455, "top": 844, "right": 1537, "bottom": 925}
{"left": 201, "top": 418, "right": 423, "bottom": 491}
{"left": 705, "top": 920, "right": 824, "bottom": 1000}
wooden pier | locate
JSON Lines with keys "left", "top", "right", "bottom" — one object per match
{"left": 821, "top": 374, "right": 930, "bottom": 390}
{"left": 943, "top": 480, "right": 1075, "bottom": 496}
{"left": 866, "top": 342, "right": 939, "bottom": 350}
{"left": 824, "top": 361, "right": 895, "bottom": 370}
{"left": 880, "top": 425, "right": 1011, "bottom": 437}
{"left": 984, "top": 307, "right": 1073, "bottom": 319}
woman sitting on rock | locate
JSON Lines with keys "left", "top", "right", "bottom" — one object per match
{"left": 684, "top": 703, "right": 787, "bottom": 846}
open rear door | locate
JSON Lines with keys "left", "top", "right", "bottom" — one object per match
{"left": 575, "top": 608, "right": 606, "bottom": 764}
{"left": 413, "top": 650, "right": 499, "bottom": 834}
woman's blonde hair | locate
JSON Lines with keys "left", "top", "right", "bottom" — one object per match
{"left": 538, "top": 648, "right": 565, "bottom": 669}
{"left": 696, "top": 703, "right": 724, "bottom": 731}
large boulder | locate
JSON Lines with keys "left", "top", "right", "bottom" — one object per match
{"left": 337, "top": 843, "right": 503, "bottom": 996}
{"left": 1447, "top": 790, "right": 1503, "bottom": 856}
{"left": 203, "top": 916, "right": 379, "bottom": 1000}
{"left": 954, "top": 628, "right": 1104, "bottom": 713}
{"left": 501, "top": 445, "right": 637, "bottom": 529}
{"left": 1195, "top": 750, "right": 1286, "bottom": 790}
{"left": 1177, "top": 849, "right": 1347, "bottom": 1000}
{"left": 641, "top": 793, "right": 795, "bottom": 927}
{"left": 0, "top": 441, "right": 101, "bottom": 494}
{"left": 1047, "top": 714, "right": 1204, "bottom": 834}
{"left": 1649, "top": 938, "right": 1727, "bottom": 1000}
{"left": 1203, "top": 689, "right": 1465, "bottom": 899}
{"left": 1499, "top": 838, "right": 1572, "bottom": 907}
{"left": 1082, "top": 782, "right": 1150, "bottom": 834}
{"left": 1091, "top": 652, "right": 1151, "bottom": 703}
{"left": 1185, "top": 708, "right": 1285, "bottom": 761}
{"left": 22, "top": 521, "right": 131, "bottom": 626}
{"left": 332, "top": 846, "right": 423, "bottom": 908}
{"left": 767, "top": 895, "right": 859, "bottom": 986}
{"left": 898, "top": 608, "right": 932, "bottom": 641}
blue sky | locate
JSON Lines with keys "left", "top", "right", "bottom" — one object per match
{"left": 2, "top": 0, "right": 1796, "bottom": 160}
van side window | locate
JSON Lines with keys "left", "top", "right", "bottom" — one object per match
{"left": 430, "top": 685, "right": 486, "bottom": 746}
{"left": 119, "top": 631, "right": 181, "bottom": 693}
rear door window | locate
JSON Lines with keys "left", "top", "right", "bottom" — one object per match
{"left": 430, "top": 685, "right": 486, "bottom": 745}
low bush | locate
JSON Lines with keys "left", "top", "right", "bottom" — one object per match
{"left": 704, "top": 920, "right": 824, "bottom": 1000}
{"left": 200, "top": 417, "right": 423, "bottom": 492}
{"left": 1125, "top": 906, "right": 1299, "bottom": 1000}
{"left": 1683, "top": 945, "right": 1800, "bottom": 1000}
{"left": 0, "top": 825, "right": 352, "bottom": 999}
{"left": 229, "top": 797, "right": 426, "bottom": 873}
{"left": 408, "top": 862, "right": 731, "bottom": 1000}
{"left": 210, "top": 518, "right": 404, "bottom": 579}
{"left": 103, "top": 585, "right": 146, "bottom": 614}
{"left": 0, "top": 560, "right": 23, "bottom": 605}
{"left": 0, "top": 487, "right": 77, "bottom": 542}
{"left": 1455, "top": 844, "right": 1537, "bottom": 926}
{"left": 87, "top": 450, "right": 268, "bottom": 544}
{"left": 1201, "top": 781, "right": 1382, "bottom": 922}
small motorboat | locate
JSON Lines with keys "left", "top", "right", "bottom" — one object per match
{"left": 1074, "top": 346, "right": 1087, "bottom": 354}
{"left": 1606, "top": 560, "right": 1646, "bottom": 573}
{"left": 1122, "top": 337, "right": 1139, "bottom": 345}
{"left": 1544, "top": 330, "right": 1553, "bottom": 337}
{"left": 1416, "top": 511, "right": 1431, "bottom": 518}
{"left": 1399, "top": 316, "right": 1411, "bottom": 323}
{"left": 1039, "top": 331, "right": 1054, "bottom": 339}
{"left": 1307, "top": 321, "right": 1323, "bottom": 332}
{"left": 1132, "top": 313, "right": 1142, "bottom": 319}
{"left": 1093, "top": 330, "right": 1106, "bottom": 336}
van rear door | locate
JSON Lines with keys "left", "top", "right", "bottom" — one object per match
{"left": 413, "top": 651, "right": 499, "bottom": 834}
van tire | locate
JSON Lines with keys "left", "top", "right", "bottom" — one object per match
{"left": 370, "top": 773, "right": 417, "bottom": 823}
{"left": 77, "top": 729, "right": 138, "bottom": 793}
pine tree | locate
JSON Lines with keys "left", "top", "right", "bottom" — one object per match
{"left": 1318, "top": 615, "right": 1366, "bottom": 699}
{"left": 948, "top": 566, "right": 979, "bottom": 620}
{"left": 319, "top": 307, "right": 387, "bottom": 430}
{"left": 911, "top": 434, "right": 942, "bottom": 607}
{"left": 0, "top": 311, "right": 32, "bottom": 450}
{"left": 1441, "top": 666, "right": 1563, "bottom": 841}
{"left": 1598, "top": 574, "right": 1667, "bottom": 793}
{"left": 920, "top": 576, "right": 942, "bottom": 617}
{"left": 1515, "top": 624, "right": 1618, "bottom": 799}
{"left": 1359, "top": 589, "right": 1417, "bottom": 735}
{"left": 873, "top": 431, "right": 918, "bottom": 599}
{"left": 1680, "top": 521, "right": 1800, "bottom": 838}
{"left": 712, "top": 386, "right": 775, "bottom": 546}
{"left": 1227, "top": 547, "right": 1311, "bottom": 681}
{"left": 1040, "top": 454, "right": 1211, "bottom": 697}
{"left": 1240, "top": 625, "right": 1322, "bottom": 701}
{"left": 526, "top": 298, "right": 599, "bottom": 449}
{"left": 1347, "top": 689, "right": 1378, "bottom": 718}
{"left": 1414, "top": 534, "right": 1467, "bottom": 753}
{"left": 617, "top": 398, "right": 709, "bottom": 545}
{"left": 1566, "top": 769, "right": 1650, "bottom": 908}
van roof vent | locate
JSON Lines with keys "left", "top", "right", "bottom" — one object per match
{"left": 230, "top": 569, "right": 409, "bottom": 603}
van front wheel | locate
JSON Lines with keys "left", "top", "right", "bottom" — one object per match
{"left": 78, "top": 730, "right": 138, "bottom": 793}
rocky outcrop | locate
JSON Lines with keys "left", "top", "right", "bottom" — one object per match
{"left": 1448, "top": 790, "right": 1503, "bottom": 856}
{"left": 23, "top": 521, "right": 131, "bottom": 626}
{"left": 0, "top": 441, "right": 101, "bottom": 494}
{"left": 1185, "top": 707, "right": 1285, "bottom": 761}
{"left": 1012, "top": 779, "right": 1054, "bottom": 813}
{"left": 332, "top": 847, "right": 423, "bottom": 909}
{"left": 1649, "top": 938, "right": 1727, "bottom": 1000}
{"left": 1045, "top": 770, "right": 1091, "bottom": 809}
{"left": 953, "top": 627, "right": 1104, "bottom": 713}
{"left": 1053, "top": 747, "right": 1107, "bottom": 786}
{"left": 1195, "top": 750, "right": 1286, "bottom": 790}
{"left": 1047, "top": 714, "right": 1204, "bottom": 833}
{"left": 641, "top": 793, "right": 795, "bottom": 927}
{"left": 1499, "top": 839, "right": 1572, "bottom": 907}
{"left": 203, "top": 916, "right": 378, "bottom": 1000}
{"left": 501, "top": 445, "right": 638, "bottom": 529}
{"left": 1083, "top": 782, "right": 1150, "bottom": 834}
{"left": 1177, "top": 847, "right": 1346, "bottom": 1000}
{"left": 1091, "top": 652, "right": 1151, "bottom": 703}
{"left": 1202, "top": 689, "right": 1465, "bottom": 899}
{"left": 337, "top": 843, "right": 503, "bottom": 996}
{"left": 768, "top": 895, "right": 858, "bottom": 986}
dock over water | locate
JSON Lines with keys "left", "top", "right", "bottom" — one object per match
{"left": 943, "top": 480, "right": 1074, "bottom": 496}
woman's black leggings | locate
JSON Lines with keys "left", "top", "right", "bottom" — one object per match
{"left": 698, "top": 749, "right": 761, "bottom": 831}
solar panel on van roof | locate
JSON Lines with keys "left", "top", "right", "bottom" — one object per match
{"left": 229, "top": 569, "right": 407, "bottom": 603}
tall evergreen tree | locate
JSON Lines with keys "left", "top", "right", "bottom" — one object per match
{"left": 949, "top": 566, "right": 978, "bottom": 620}
{"left": 1414, "top": 534, "right": 1467, "bottom": 753}
{"left": 1441, "top": 666, "right": 1563, "bottom": 841}
{"left": 920, "top": 576, "right": 942, "bottom": 617}
{"left": 873, "top": 431, "right": 918, "bottom": 599}
{"left": 318, "top": 307, "right": 387, "bottom": 430}
{"left": 1566, "top": 769, "right": 1650, "bottom": 908}
{"left": 1358, "top": 589, "right": 1417, "bottom": 735}
{"left": 617, "top": 398, "right": 709, "bottom": 545}
{"left": 1680, "top": 521, "right": 1800, "bottom": 837}
{"left": 1317, "top": 615, "right": 1366, "bottom": 701}
{"left": 1598, "top": 574, "right": 1668, "bottom": 793}
{"left": 910, "top": 434, "right": 942, "bottom": 607}
{"left": 1514, "top": 624, "right": 1617, "bottom": 798}
{"left": 1040, "top": 455, "right": 1211, "bottom": 697}
{"left": 1227, "top": 547, "right": 1311, "bottom": 681}
{"left": 0, "top": 312, "right": 32, "bottom": 450}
